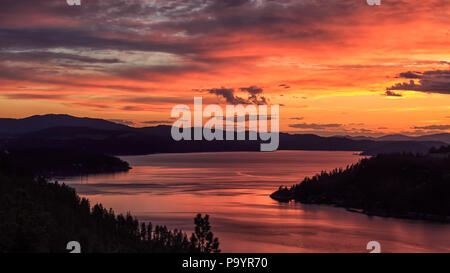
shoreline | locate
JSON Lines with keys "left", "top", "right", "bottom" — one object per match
{"left": 270, "top": 193, "right": 450, "bottom": 223}
{"left": 270, "top": 153, "right": 450, "bottom": 224}
{"left": 117, "top": 149, "right": 366, "bottom": 157}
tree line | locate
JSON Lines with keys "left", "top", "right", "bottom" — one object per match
{"left": 0, "top": 150, "right": 220, "bottom": 253}
{"left": 272, "top": 147, "right": 450, "bottom": 220}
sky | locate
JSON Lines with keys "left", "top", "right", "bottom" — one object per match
{"left": 0, "top": 0, "right": 449, "bottom": 136}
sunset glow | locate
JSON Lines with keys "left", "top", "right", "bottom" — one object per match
{"left": 0, "top": 0, "right": 449, "bottom": 136}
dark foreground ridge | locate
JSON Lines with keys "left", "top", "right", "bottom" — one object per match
{"left": 271, "top": 149, "right": 450, "bottom": 222}
{"left": 1, "top": 148, "right": 131, "bottom": 177}
{"left": 0, "top": 150, "right": 220, "bottom": 253}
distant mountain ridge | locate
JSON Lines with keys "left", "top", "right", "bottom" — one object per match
{"left": 0, "top": 114, "right": 131, "bottom": 135}
{"left": 0, "top": 114, "right": 447, "bottom": 155}
{"left": 335, "top": 133, "right": 450, "bottom": 144}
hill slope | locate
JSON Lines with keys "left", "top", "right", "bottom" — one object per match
{"left": 0, "top": 114, "right": 131, "bottom": 135}
{"left": 271, "top": 152, "right": 450, "bottom": 221}
{"left": 0, "top": 150, "right": 220, "bottom": 253}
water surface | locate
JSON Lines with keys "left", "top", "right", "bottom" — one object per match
{"left": 62, "top": 151, "right": 450, "bottom": 253}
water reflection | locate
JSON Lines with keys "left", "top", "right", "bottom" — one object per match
{"left": 61, "top": 151, "right": 450, "bottom": 253}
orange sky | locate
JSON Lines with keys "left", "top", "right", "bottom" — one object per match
{"left": 0, "top": 0, "right": 449, "bottom": 136}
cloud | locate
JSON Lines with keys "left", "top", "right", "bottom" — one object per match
{"left": 0, "top": 0, "right": 448, "bottom": 127}
{"left": 0, "top": 28, "right": 200, "bottom": 55}
{"left": 108, "top": 119, "right": 135, "bottom": 126}
{"left": 289, "top": 117, "right": 304, "bottom": 120}
{"left": 208, "top": 88, "right": 246, "bottom": 104}
{"left": 240, "top": 86, "right": 268, "bottom": 105}
{"left": 1, "top": 93, "right": 66, "bottom": 100}
{"left": 0, "top": 50, "right": 122, "bottom": 64}
{"left": 387, "top": 70, "right": 450, "bottom": 94}
{"left": 207, "top": 86, "right": 268, "bottom": 105}
{"left": 142, "top": 120, "right": 172, "bottom": 125}
{"left": 398, "top": 71, "right": 422, "bottom": 79}
{"left": 0, "top": 0, "right": 380, "bottom": 75}
{"left": 413, "top": 124, "right": 450, "bottom": 130}
{"left": 121, "top": 105, "right": 145, "bottom": 111}
{"left": 289, "top": 123, "right": 343, "bottom": 130}
{"left": 120, "top": 96, "right": 193, "bottom": 104}
{"left": 240, "top": 86, "right": 263, "bottom": 95}
{"left": 356, "top": 128, "right": 373, "bottom": 133}
{"left": 385, "top": 90, "right": 402, "bottom": 97}
{"left": 215, "top": 114, "right": 276, "bottom": 122}
{"left": 68, "top": 102, "right": 111, "bottom": 109}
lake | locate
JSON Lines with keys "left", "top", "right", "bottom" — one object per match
{"left": 61, "top": 151, "right": 450, "bottom": 253}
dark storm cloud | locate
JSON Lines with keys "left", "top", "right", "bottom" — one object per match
{"left": 387, "top": 70, "right": 450, "bottom": 94}
{"left": 289, "top": 123, "right": 343, "bottom": 130}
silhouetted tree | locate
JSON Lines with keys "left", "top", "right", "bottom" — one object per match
{"left": 190, "top": 214, "right": 220, "bottom": 253}
{"left": 140, "top": 222, "right": 146, "bottom": 240}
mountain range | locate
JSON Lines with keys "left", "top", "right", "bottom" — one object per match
{"left": 0, "top": 114, "right": 131, "bottom": 135}
{"left": 0, "top": 114, "right": 448, "bottom": 155}
{"left": 335, "top": 134, "right": 450, "bottom": 144}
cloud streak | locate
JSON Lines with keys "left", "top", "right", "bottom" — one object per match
{"left": 289, "top": 123, "right": 342, "bottom": 130}
{"left": 413, "top": 125, "right": 450, "bottom": 130}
